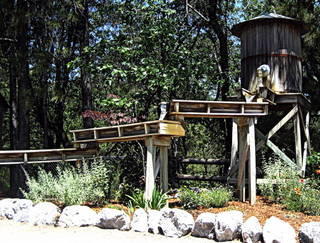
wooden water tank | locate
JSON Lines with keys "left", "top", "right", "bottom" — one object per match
{"left": 232, "top": 13, "right": 308, "bottom": 93}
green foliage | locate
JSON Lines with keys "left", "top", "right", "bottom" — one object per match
{"left": 306, "top": 152, "right": 320, "bottom": 179}
{"left": 179, "top": 186, "right": 232, "bottom": 209}
{"left": 126, "top": 188, "right": 167, "bottom": 210}
{"left": 259, "top": 157, "right": 320, "bottom": 215}
{"left": 259, "top": 158, "right": 300, "bottom": 202}
{"left": 0, "top": 167, "right": 10, "bottom": 194}
{"left": 22, "top": 158, "right": 112, "bottom": 206}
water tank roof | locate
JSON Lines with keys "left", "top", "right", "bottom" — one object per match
{"left": 231, "top": 13, "right": 309, "bottom": 37}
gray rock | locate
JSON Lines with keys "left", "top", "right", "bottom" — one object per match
{"left": 214, "top": 210, "right": 243, "bottom": 241}
{"left": 28, "top": 202, "right": 61, "bottom": 226}
{"left": 58, "top": 205, "right": 98, "bottom": 227}
{"left": 131, "top": 208, "right": 148, "bottom": 232}
{"left": 148, "top": 209, "right": 161, "bottom": 234}
{"left": 191, "top": 212, "right": 216, "bottom": 239}
{"left": 242, "top": 216, "right": 262, "bottom": 243}
{"left": 263, "top": 216, "right": 296, "bottom": 243}
{"left": 299, "top": 222, "right": 320, "bottom": 243}
{"left": 158, "top": 208, "right": 194, "bottom": 238}
{"left": 0, "top": 198, "right": 33, "bottom": 221}
{"left": 97, "top": 208, "right": 131, "bottom": 231}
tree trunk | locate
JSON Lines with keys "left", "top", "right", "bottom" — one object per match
{"left": 80, "top": 0, "right": 94, "bottom": 129}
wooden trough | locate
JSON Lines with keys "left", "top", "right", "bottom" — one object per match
{"left": 0, "top": 148, "right": 97, "bottom": 165}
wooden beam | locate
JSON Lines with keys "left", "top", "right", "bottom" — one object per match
{"left": 228, "top": 119, "right": 238, "bottom": 179}
{"left": 302, "top": 112, "right": 310, "bottom": 177}
{"left": 145, "top": 137, "right": 156, "bottom": 200}
{"left": 298, "top": 109, "right": 311, "bottom": 154}
{"left": 176, "top": 174, "right": 228, "bottom": 182}
{"left": 294, "top": 108, "right": 303, "bottom": 170}
{"left": 256, "top": 129, "right": 295, "bottom": 165}
{"left": 160, "top": 146, "right": 169, "bottom": 192}
{"left": 237, "top": 121, "right": 249, "bottom": 202}
{"left": 267, "top": 105, "right": 298, "bottom": 139}
{"left": 248, "top": 118, "right": 256, "bottom": 205}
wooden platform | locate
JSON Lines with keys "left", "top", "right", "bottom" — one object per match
{"left": 71, "top": 120, "right": 185, "bottom": 144}
{"left": 169, "top": 99, "right": 269, "bottom": 118}
{"left": 0, "top": 148, "right": 97, "bottom": 165}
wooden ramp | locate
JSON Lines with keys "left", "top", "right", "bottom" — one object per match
{"left": 169, "top": 99, "right": 269, "bottom": 118}
{"left": 71, "top": 120, "right": 185, "bottom": 144}
{"left": 0, "top": 148, "right": 97, "bottom": 165}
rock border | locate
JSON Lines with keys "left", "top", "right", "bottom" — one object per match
{"left": 0, "top": 198, "right": 319, "bottom": 242}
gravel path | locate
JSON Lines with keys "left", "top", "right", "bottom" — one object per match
{"left": 0, "top": 219, "right": 239, "bottom": 243}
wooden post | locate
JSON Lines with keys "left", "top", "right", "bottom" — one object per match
{"left": 294, "top": 106, "right": 302, "bottom": 171}
{"left": 248, "top": 118, "right": 256, "bottom": 205}
{"left": 145, "top": 137, "right": 156, "bottom": 200}
{"left": 160, "top": 146, "right": 169, "bottom": 192}
{"left": 302, "top": 112, "right": 310, "bottom": 177}
{"left": 237, "top": 118, "right": 249, "bottom": 202}
{"left": 228, "top": 119, "right": 238, "bottom": 180}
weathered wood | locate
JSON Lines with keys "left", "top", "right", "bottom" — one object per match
{"left": 160, "top": 146, "right": 168, "bottom": 192}
{"left": 267, "top": 105, "right": 298, "bottom": 139}
{"left": 0, "top": 148, "right": 97, "bottom": 165}
{"left": 302, "top": 112, "right": 310, "bottom": 177}
{"left": 237, "top": 121, "right": 249, "bottom": 202}
{"left": 145, "top": 137, "right": 156, "bottom": 200}
{"left": 248, "top": 118, "right": 256, "bottom": 205}
{"left": 228, "top": 119, "right": 238, "bottom": 179}
{"left": 71, "top": 120, "right": 185, "bottom": 144}
{"left": 294, "top": 108, "right": 303, "bottom": 170}
{"left": 169, "top": 100, "right": 269, "bottom": 119}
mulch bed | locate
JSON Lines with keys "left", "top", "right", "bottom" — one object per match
{"left": 96, "top": 196, "right": 320, "bottom": 232}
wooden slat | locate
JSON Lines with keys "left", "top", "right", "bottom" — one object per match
{"left": 145, "top": 137, "right": 156, "bottom": 200}
{"left": 180, "top": 158, "right": 227, "bottom": 165}
{"left": 248, "top": 118, "right": 256, "bottom": 205}
{"left": 228, "top": 119, "right": 238, "bottom": 179}
{"left": 302, "top": 112, "right": 310, "bottom": 177}
{"left": 176, "top": 174, "right": 228, "bottom": 182}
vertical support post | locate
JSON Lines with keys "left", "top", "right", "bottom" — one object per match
{"left": 145, "top": 137, "right": 156, "bottom": 200}
{"left": 228, "top": 119, "right": 238, "bottom": 179}
{"left": 302, "top": 112, "right": 310, "bottom": 177}
{"left": 237, "top": 118, "right": 249, "bottom": 202}
{"left": 294, "top": 106, "right": 302, "bottom": 171}
{"left": 248, "top": 118, "right": 256, "bottom": 205}
{"left": 160, "top": 146, "right": 169, "bottom": 192}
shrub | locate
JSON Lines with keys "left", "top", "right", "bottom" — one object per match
{"left": 306, "top": 152, "right": 320, "bottom": 179}
{"left": 126, "top": 188, "right": 167, "bottom": 210}
{"left": 179, "top": 186, "right": 232, "bottom": 209}
{"left": 259, "top": 159, "right": 300, "bottom": 202}
{"left": 22, "top": 158, "right": 112, "bottom": 206}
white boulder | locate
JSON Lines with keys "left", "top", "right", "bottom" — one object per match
{"left": 28, "top": 202, "right": 60, "bottom": 226}
{"left": 97, "top": 208, "right": 131, "bottom": 231}
{"left": 214, "top": 210, "right": 243, "bottom": 241}
{"left": 148, "top": 209, "right": 161, "bottom": 234}
{"left": 58, "top": 205, "right": 98, "bottom": 227}
{"left": 263, "top": 216, "right": 296, "bottom": 243}
{"left": 299, "top": 222, "right": 320, "bottom": 243}
{"left": 158, "top": 208, "right": 194, "bottom": 238}
{"left": 131, "top": 208, "right": 148, "bottom": 232}
{"left": 242, "top": 216, "right": 262, "bottom": 243}
{"left": 191, "top": 212, "right": 216, "bottom": 239}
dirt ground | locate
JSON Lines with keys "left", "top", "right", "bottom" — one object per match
{"left": 0, "top": 219, "right": 239, "bottom": 243}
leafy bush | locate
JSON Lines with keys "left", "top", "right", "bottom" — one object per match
{"left": 306, "top": 152, "right": 320, "bottom": 179}
{"left": 22, "top": 158, "right": 112, "bottom": 206}
{"left": 126, "top": 188, "right": 167, "bottom": 210}
{"left": 259, "top": 159, "right": 300, "bottom": 202}
{"left": 179, "top": 186, "right": 232, "bottom": 209}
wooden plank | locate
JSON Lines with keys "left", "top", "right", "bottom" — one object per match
{"left": 237, "top": 123, "right": 249, "bottom": 202}
{"left": 159, "top": 123, "right": 185, "bottom": 136}
{"left": 302, "top": 112, "right": 310, "bottom": 177}
{"left": 248, "top": 118, "right": 256, "bottom": 205}
{"left": 181, "top": 158, "right": 227, "bottom": 165}
{"left": 160, "top": 146, "right": 168, "bottom": 192}
{"left": 298, "top": 109, "right": 311, "bottom": 154}
{"left": 145, "top": 137, "right": 156, "bottom": 200}
{"left": 169, "top": 112, "right": 267, "bottom": 118}
{"left": 153, "top": 136, "right": 171, "bottom": 147}
{"left": 267, "top": 105, "right": 298, "bottom": 139}
{"left": 171, "top": 99, "right": 269, "bottom": 105}
{"left": 228, "top": 119, "right": 238, "bottom": 179}
{"left": 294, "top": 108, "right": 303, "bottom": 170}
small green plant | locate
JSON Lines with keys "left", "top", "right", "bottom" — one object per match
{"left": 22, "top": 158, "right": 112, "bottom": 206}
{"left": 259, "top": 158, "right": 300, "bottom": 202}
{"left": 179, "top": 186, "right": 232, "bottom": 209}
{"left": 126, "top": 188, "right": 167, "bottom": 210}
{"left": 306, "top": 152, "right": 320, "bottom": 179}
